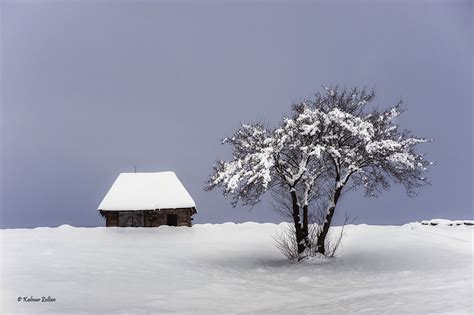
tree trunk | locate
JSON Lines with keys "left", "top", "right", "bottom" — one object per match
{"left": 316, "top": 186, "right": 342, "bottom": 255}
{"left": 302, "top": 204, "right": 309, "bottom": 247}
{"left": 290, "top": 190, "right": 306, "bottom": 256}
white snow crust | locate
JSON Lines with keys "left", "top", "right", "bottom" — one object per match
{"left": 97, "top": 172, "right": 196, "bottom": 211}
{"left": 1, "top": 222, "right": 472, "bottom": 314}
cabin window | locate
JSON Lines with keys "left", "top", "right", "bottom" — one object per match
{"left": 166, "top": 214, "right": 178, "bottom": 227}
{"left": 119, "top": 212, "right": 144, "bottom": 227}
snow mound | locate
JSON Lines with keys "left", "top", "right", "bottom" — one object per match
{"left": 1, "top": 222, "right": 473, "bottom": 314}
{"left": 56, "top": 224, "right": 75, "bottom": 229}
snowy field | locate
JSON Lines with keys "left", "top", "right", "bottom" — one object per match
{"left": 1, "top": 221, "right": 473, "bottom": 314}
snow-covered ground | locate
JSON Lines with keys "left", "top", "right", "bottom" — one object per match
{"left": 1, "top": 222, "right": 473, "bottom": 314}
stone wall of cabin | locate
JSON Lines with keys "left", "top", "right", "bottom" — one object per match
{"left": 100, "top": 208, "right": 194, "bottom": 227}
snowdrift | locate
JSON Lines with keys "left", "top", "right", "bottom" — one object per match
{"left": 1, "top": 222, "right": 472, "bottom": 314}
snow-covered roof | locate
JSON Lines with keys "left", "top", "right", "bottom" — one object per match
{"left": 98, "top": 172, "right": 196, "bottom": 211}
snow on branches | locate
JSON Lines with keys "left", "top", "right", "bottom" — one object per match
{"left": 207, "top": 86, "right": 431, "bottom": 205}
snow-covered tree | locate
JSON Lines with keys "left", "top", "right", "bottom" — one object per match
{"left": 206, "top": 86, "right": 432, "bottom": 259}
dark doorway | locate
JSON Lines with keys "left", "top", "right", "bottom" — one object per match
{"left": 166, "top": 214, "right": 178, "bottom": 226}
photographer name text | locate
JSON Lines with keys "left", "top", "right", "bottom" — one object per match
{"left": 17, "top": 296, "right": 56, "bottom": 302}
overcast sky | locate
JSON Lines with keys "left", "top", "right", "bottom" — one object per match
{"left": 1, "top": 0, "right": 472, "bottom": 228}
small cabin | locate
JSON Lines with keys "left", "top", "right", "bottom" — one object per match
{"left": 98, "top": 171, "right": 197, "bottom": 227}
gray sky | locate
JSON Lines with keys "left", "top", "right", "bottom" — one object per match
{"left": 1, "top": 0, "right": 472, "bottom": 228}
